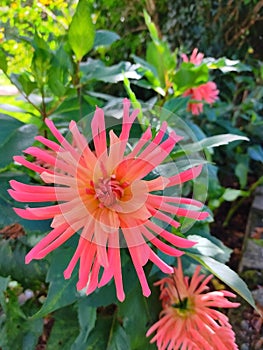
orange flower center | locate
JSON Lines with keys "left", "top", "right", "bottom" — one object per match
{"left": 86, "top": 175, "right": 129, "bottom": 208}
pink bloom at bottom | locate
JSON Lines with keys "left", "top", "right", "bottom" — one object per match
{"left": 183, "top": 81, "right": 219, "bottom": 115}
{"left": 9, "top": 99, "right": 209, "bottom": 301}
{"left": 147, "top": 258, "right": 240, "bottom": 350}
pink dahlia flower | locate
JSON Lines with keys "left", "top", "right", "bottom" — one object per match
{"left": 9, "top": 99, "right": 208, "bottom": 301}
{"left": 147, "top": 258, "right": 240, "bottom": 350}
{"left": 182, "top": 48, "right": 219, "bottom": 115}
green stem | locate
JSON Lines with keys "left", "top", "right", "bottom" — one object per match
{"left": 223, "top": 176, "right": 263, "bottom": 227}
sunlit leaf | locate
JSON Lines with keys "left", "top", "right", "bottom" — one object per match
{"left": 68, "top": 0, "right": 95, "bottom": 61}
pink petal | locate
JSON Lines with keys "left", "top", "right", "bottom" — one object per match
{"left": 91, "top": 107, "right": 107, "bottom": 157}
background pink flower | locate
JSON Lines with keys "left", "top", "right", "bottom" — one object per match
{"left": 9, "top": 99, "right": 208, "bottom": 301}
{"left": 182, "top": 48, "right": 219, "bottom": 115}
{"left": 147, "top": 258, "right": 240, "bottom": 350}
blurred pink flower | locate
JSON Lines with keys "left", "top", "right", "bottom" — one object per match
{"left": 9, "top": 99, "right": 208, "bottom": 301}
{"left": 181, "top": 48, "right": 204, "bottom": 66}
{"left": 182, "top": 48, "right": 219, "bottom": 115}
{"left": 147, "top": 258, "right": 240, "bottom": 350}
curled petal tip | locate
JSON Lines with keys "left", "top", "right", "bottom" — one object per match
{"left": 63, "top": 269, "right": 71, "bottom": 280}
{"left": 25, "top": 254, "right": 33, "bottom": 264}
{"left": 117, "top": 291, "right": 125, "bottom": 302}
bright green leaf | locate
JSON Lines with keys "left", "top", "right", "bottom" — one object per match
{"left": 0, "top": 49, "right": 8, "bottom": 73}
{"left": 173, "top": 62, "right": 209, "bottom": 93}
{"left": 143, "top": 10, "right": 159, "bottom": 42}
{"left": 68, "top": 0, "right": 95, "bottom": 61}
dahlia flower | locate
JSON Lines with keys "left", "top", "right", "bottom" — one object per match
{"left": 147, "top": 258, "right": 240, "bottom": 350}
{"left": 182, "top": 48, "right": 219, "bottom": 115}
{"left": 9, "top": 99, "right": 208, "bottom": 301}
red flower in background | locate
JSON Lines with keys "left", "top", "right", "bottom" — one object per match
{"left": 182, "top": 48, "right": 219, "bottom": 115}
{"left": 147, "top": 258, "right": 240, "bottom": 350}
{"left": 9, "top": 99, "right": 208, "bottom": 301}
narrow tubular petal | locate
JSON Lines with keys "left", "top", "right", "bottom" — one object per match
{"left": 139, "top": 122, "right": 168, "bottom": 158}
{"left": 24, "top": 147, "right": 75, "bottom": 175}
{"left": 76, "top": 242, "right": 96, "bottom": 290}
{"left": 149, "top": 193, "right": 204, "bottom": 208}
{"left": 120, "top": 98, "right": 139, "bottom": 143}
{"left": 14, "top": 205, "right": 61, "bottom": 220}
{"left": 127, "top": 126, "right": 152, "bottom": 158}
{"left": 45, "top": 118, "right": 79, "bottom": 158}
{"left": 35, "top": 225, "right": 76, "bottom": 259}
{"left": 25, "top": 223, "right": 68, "bottom": 263}
{"left": 145, "top": 177, "right": 170, "bottom": 192}
{"left": 151, "top": 209, "right": 180, "bottom": 229}
{"left": 145, "top": 220, "right": 195, "bottom": 248}
{"left": 141, "top": 226, "right": 184, "bottom": 256}
{"left": 149, "top": 250, "right": 173, "bottom": 273}
{"left": 168, "top": 165, "right": 203, "bottom": 187}
{"left": 35, "top": 136, "right": 61, "bottom": 152}
{"left": 64, "top": 237, "right": 86, "bottom": 279}
{"left": 8, "top": 189, "right": 58, "bottom": 203}
{"left": 86, "top": 259, "right": 101, "bottom": 295}
{"left": 128, "top": 245, "right": 151, "bottom": 297}
{"left": 13, "top": 155, "right": 53, "bottom": 174}
{"left": 91, "top": 107, "right": 107, "bottom": 157}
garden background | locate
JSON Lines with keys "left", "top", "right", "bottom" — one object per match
{"left": 0, "top": 0, "right": 263, "bottom": 349}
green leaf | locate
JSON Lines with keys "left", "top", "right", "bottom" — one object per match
{"left": 0, "top": 279, "right": 43, "bottom": 350}
{"left": 71, "top": 299, "right": 97, "bottom": 350}
{"left": 183, "top": 133, "right": 249, "bottom": 153}
{"left": 32, "top": 247, "right": 79, "bottom": 318}
{"left": 117, "top": 275, "right": 160, "bottom": 350}
{"left": 94, "top": 30, "right": 120, "bottom": 48}
{"left": 46, "top": 306, "right": 79, "bottom": 350}
{"left": 11, "top": 73, "right": 37, "bottom": 96}
{"left": 187, "top": 235, "right": 231, "bottom": 262}
{"left": 173, "top": 62, "right": 209, "bottom": 93}
{"left": 143, "top": 10, "right": 159, "bottom": 42}
{"left": 186, "top": 223, "right": 232, "bottom": 263}
{"left": 0, "top": 114, "right": 37, "bottom": 167}
{"left": 84, "top": 310, "right": 130, "bottom": 350}
{"left": 0, "top": 170, "right": 51, "bottom": 232}
{"left": 68, "top": 0, "right": 95, "bottom": 61}
{"left": 80, "top": 59, "right": 141, "bottom": 83}
{"left": 248, "top": 145, "right": 263, "bottom": 163}
{"left": 186, "top": 253, "right": 256, "bottom": 309}
{"left": 204, "top": 57, "right": 251, "bottom": 73}
{"left": 48, "top": 46, "right": 73, "bottom": 97}
{"left": 163, "top": 97, "right": 189, "bottom": 116}
{"left": 222, "top": 188, "right": 248, "bottom": 201}
{"left": 31, "top": 33, "right": 52, "bottom": 85}
{"left": 235, "top": 158, "right": 248, "bottom": 188}
{"left": 0, "top": 238, "right": 48, "bottom": 286}
{"left": 0, "top": 49, "right": 8, "bottom": 73}
{"left": 0, "top": 276, "right": 10, "bottom": 299}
